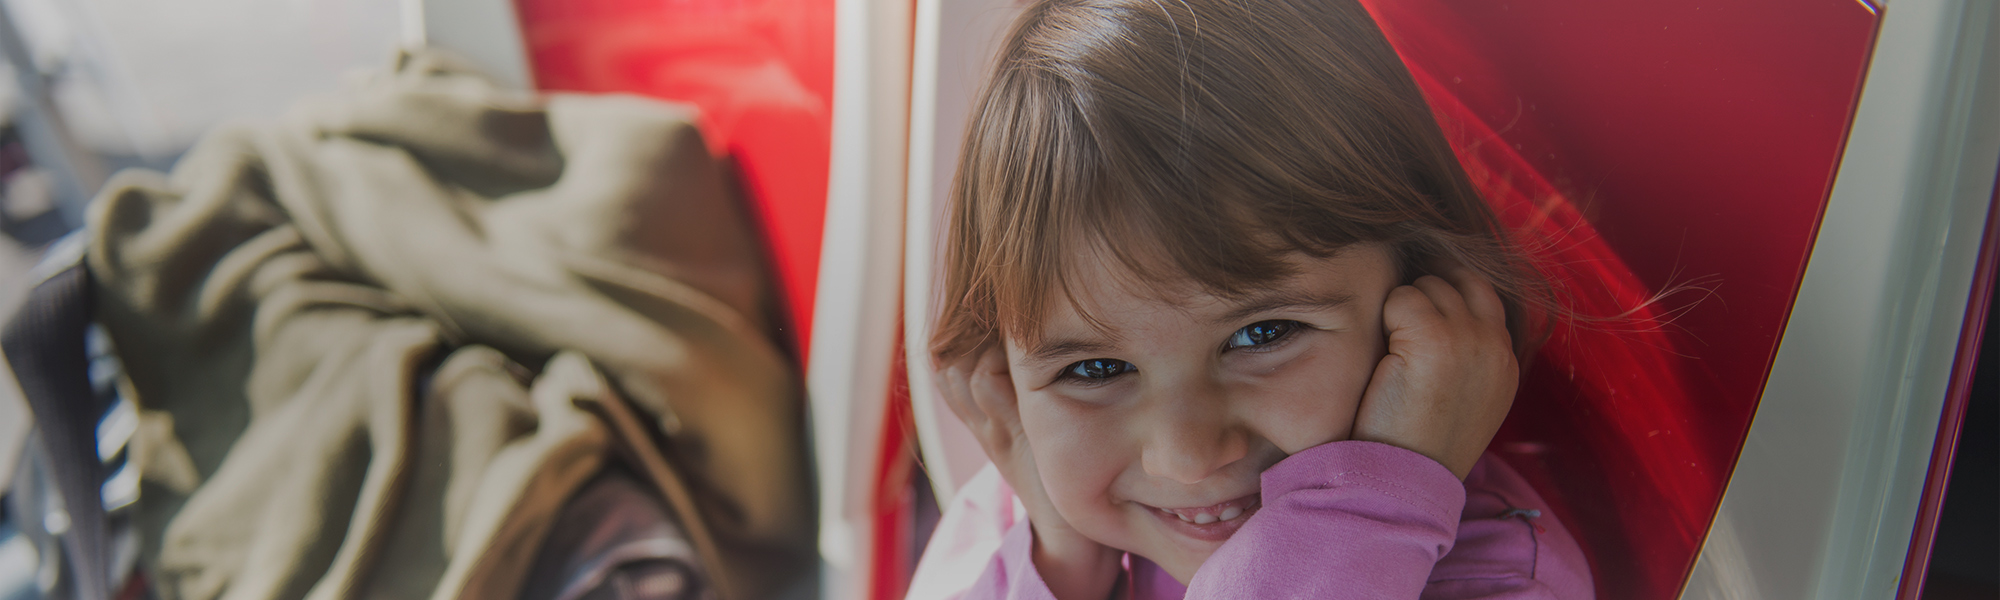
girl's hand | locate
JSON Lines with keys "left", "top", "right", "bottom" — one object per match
{"left": 937, "top": 344, "right": 1123, "bottom": 600}
{"left": 1352, "top": 266, "right": 1519, "bottom": 480}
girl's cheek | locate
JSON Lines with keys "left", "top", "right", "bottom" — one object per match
{"left": 1020, "top": 393, "right": 1133, "bottom": 510}
{"left": 1239, "top": 342, "right": 1378, "bottom": 454}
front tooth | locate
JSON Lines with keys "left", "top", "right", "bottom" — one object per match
{"left": 1220, "top": 507, "right": 1244, "bottom": 521}
{"left": 1193, "top": 512, "right": 1217, "bottom": 525}
{"left": 1177, "top": 513, "right": 1194, "bottom": 523}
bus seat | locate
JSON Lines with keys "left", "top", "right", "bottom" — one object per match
{"left": 1361, "top": 1, "right": 1879, "bottom": 597}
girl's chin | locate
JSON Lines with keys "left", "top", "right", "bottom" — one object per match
{"left": 1143, "top": 548, "right": 1207, "bottom": 587}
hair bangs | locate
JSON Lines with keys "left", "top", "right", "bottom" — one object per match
{"left": 931, "top": 0, "right": 1558, "bottom": 365}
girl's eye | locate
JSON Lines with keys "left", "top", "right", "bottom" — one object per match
{"left": 1064, "top": 358, "right": 1135, "bottom": 380}
{"left": 1226, "top": 320, "right": 1301, "bottom": 350}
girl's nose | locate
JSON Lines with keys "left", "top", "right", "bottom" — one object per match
{"left": 1139, "top": 382, "right": 1249, "bottom": 484}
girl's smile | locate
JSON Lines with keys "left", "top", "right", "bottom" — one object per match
{"left": 1142, "top": 493, "right": 1262, "bottom": 542}
{"left": 1003, "top": 243, "right": 1401, "bottom": 583}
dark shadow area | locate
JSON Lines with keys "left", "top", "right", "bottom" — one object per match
{"left": 1924, "top": 279, "right": 1998, "bottom": 599}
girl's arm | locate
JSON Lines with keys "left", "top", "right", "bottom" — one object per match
{"left": 1185, "top": 441, "right": 1592, "bottom": 599}
{"left": 1186, "top": 440, "right": 1461, "bottom": 598}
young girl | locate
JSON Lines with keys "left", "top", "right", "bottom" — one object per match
{"left": 912, "top": 0, "right": 1594, "bottom": 598}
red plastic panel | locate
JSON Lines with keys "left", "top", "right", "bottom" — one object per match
{"left": 875, "top": 347, "right": 919, "bottom": 600}
{"left": 1360, "top": 1, "right": 1877, "bottom": 598}
{"left": 515, "top": 0, "right": 836, "bottom": 359}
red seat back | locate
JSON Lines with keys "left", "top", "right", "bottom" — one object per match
{"left": 1361, "top": 1, "right": 1879, "bottom": 597}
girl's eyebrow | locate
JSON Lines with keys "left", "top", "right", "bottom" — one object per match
{"left": 1214, "top": 290, "right": 1357, "bottom": 324}
{"left": 1023, "top": 338, "right": 1121, "bottom": 366}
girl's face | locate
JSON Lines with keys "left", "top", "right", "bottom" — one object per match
{"left": 1003, "top": 243, "right": 1400, "bottom": 583}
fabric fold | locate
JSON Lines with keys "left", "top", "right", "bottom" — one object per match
{"left": 85, "top": 50, "right": 813, "bottom": 600}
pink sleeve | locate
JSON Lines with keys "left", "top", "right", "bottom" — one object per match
{"left": 912, "top": 445, "right": 1594, "bottom": 600}
{"left": 1186, "top": 441, "right": 1594, "bottom": 600}
{"left": 1424, "top": 451, "right": 1594, "bottom": 600}
{"left": 958, "top": 519, "right": 1065, "bottom": 600}
{"left": 906, "top": 465, "right": 1062, "bottom": 600}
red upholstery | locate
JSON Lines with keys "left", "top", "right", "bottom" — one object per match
{"left": 515, "top": 0, "right": 836, "bottom": 359}
{"left": 1362, "top": 1, "right": 1878, "bottom": 597}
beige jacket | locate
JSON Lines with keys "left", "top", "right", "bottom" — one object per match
{"left": 86, "top": 51, "right": 814, "bottom": 600}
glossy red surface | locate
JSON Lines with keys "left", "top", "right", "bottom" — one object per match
{"left": 875, "top": 349, "right": 918, "bottom": 600}
{"left": 1898, "top": 168, "right": 2000, "bottom": 600}
{"left": 1361, "top": 1, "right": 1878, "bottom": 598}
{"left": 515, "top": 0, "right": 836, "bottom": 359}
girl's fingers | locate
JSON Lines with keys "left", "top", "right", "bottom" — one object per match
{"left": 1409, "top": 275, "right": 1470, "bottom": 320}
{"left": 1382, "top": 284, "right": 1445, "bottom": 337}
{"left": 1436, "top": 266, "right": 1506, "bottom": 325}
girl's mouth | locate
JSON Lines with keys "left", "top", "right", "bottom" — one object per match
{"left": 1145, "top": 494, "right": 1262, "bottom": 542}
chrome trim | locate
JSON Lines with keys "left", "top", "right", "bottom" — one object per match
{"left": 1681, "top": 1, "right": 2000, "bottom": 597}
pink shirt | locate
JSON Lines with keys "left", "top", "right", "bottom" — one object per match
{"left": 907, "top": 441, "right": 1594, "bottom": 600}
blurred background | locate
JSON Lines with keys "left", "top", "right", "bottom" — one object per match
{"left": 0, "top": 0, "right": 403, "bottom": 497}
{"left": 0, "top": 3, "right": 405, "bottom": 599}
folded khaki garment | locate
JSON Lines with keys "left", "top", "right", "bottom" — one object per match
{"left": 86, "top": 50, "right": 813, "bottom": 600}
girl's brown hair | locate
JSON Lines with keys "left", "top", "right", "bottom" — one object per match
{"left": 931, "top": 0, "right": 1551, "bottom": 361}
